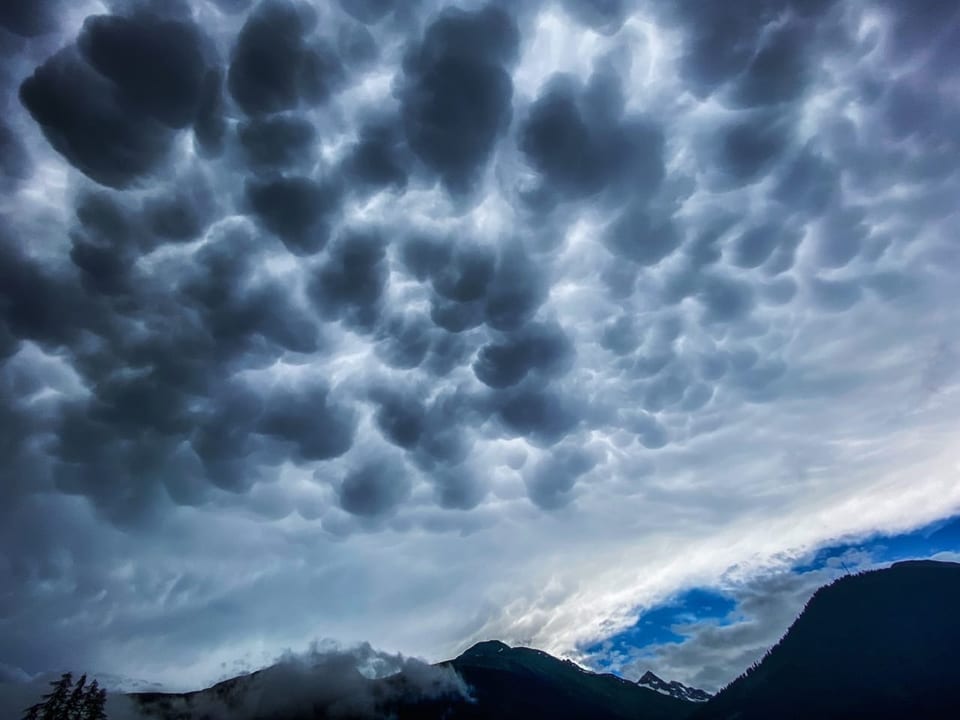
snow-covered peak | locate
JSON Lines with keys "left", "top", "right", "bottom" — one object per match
{"left": 637, "top": 670, "right": 712, "bottom": 703}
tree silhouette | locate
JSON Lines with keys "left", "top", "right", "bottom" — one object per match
{"left": 67, "top": 675, "right": 87, "bottom": 720}
{"left": 39, "top": 673, "right": 73, "bottom": 720}
{"left": 20, "top": 673, "right": 108, "bottom": 720}
{"left": 82, "top": 681, "right": 108, "bottom": 720}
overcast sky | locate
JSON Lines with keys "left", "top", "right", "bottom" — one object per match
{"left": 1, "top": 0, "right": 959, "bottom": 694}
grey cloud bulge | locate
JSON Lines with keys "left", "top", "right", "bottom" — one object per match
{"left": 2, "top": 0, "right": 959, "bottom": 690}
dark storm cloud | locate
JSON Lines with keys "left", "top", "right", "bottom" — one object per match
{"left": 482, "top": 242, "right": 549, "bottom": 331}
{"left": 19, "top": 47, "right": 177, "bottom": 188}
{"left": 728, "top": 24, "right": 809, "bottom": 108}
{"left": 525, "top": 445, "right": 598, "bottom": 509}
{"left": 2, "top": 0, "right": 960, "bottom": 693}
{"left": 372, "top": 389, "right": 424, "bottom": 450}
{"left": 773, "top": 147, "right": 839, "bottom": 216}
{"left": 374, "top": 313, "right": 433, "bottom": 370}
{"left": 518, "top": 65, "right": 665, "bottom": 209}
{"left": 432, "top": 242, "right": 495, "bottom": 303}
{"left": 760, "top": 277, "right": 798, "bottom": 306}
{"left": 473, "top": 321, "right": 573, "bottom": 389}
{"left": 666, "top": 0, "right": 834, "bottom": 100}
{"left": 429, "top": 464, "right": 487, "bottom": 510}
{"left": 182, "top": 220, "right": 322, "bottom": 354}
{"left": 876, "top": 0, "right": 960, "bottom": 65}
{"left": 400, "top": 235, "right": 548, "bottom": 334}
{"left": 429, "top": 296, "right": 485, "bottom": 334}
{"left": 622, "top": 410, "right": 668, "bottom": 449}
{"left": 814, "top": 207, "right": 867, "bottom": 269}
{"left": 560, "top": 0, "right": 627, "bottom": 35}
{"left": 238, "top": 114, "right": 317, "bottom": 170}
{"left": 309, "top": 227, "right": 388, "bottom": 331}
{"left": 381, "top": 388, "right": 483, "bottom": 470}
{"left": 398, "top": 233, "right": 452, "bottom": 282}
{"left": 669, "top": 2, "right": 773, "bottom": 98}
{"left": 808, "top": 277, "right": 861, "bottom": 312}
{"left": 228, "top": 0, "right": 343, "bottom": 116}
{"left": 142, "top": 173, "right": 217, "bottom": 243}
{"left": 192, "top": 67, "right": 226, "bottom": 155}
{"left": 258, "top": 382, "right": 356, "bottom": 462}
{"left": 245, "top": 175, "right": 340, "bottom": 254}
{"left": 496, "top": 388, "right": 580, "bottom": 447}
{"left": 2, "top": 198, "right": 324, "bottom": 519}
{"left": 604, "top": 205, "right": 680, "bottom": 266}
{"left": 600, "top": 315, "right": 640, "bottom": 356}
{"left": 339, "top": 459, "right": 411, "bottom": 517}
{"left": 341, "top": 119, "right": 411, "bottom": 194}
{"left": 432, "top": 414, "right": 479, "bottom": 476}
{"left": 697, "top": 275, "right": 755, "bottom": 324}
{"left": 0, "top": 121, "right": 30, "bottom": 189}
{"left": 0, "top": 0, "right": 63, "bottom": 37}
{"left": 520, "top": 77, "right": 595, "bottom": 198}
{"left": 189, "top": 381, "right": 266, "bottom": 494}
{"left": 730, "top": 223, "right": 784, "bottom": 269}
{"left": 399, "top": 5, "right": 518, "bottom": 194}
{"left": 68, "top": 190, "right": 144, "bottom": 296}
{"left": 711, "top": 110, "right": 790, "bottom": 187}
{"left": 336, "top": 21, "right": 378, "bottom": 68}
{"left": 643, "top": 371, "right": 689, "bottom": 413}
{"left": 208, "top": 0, "right": 253, "bottom": 14}
{"left": 0, "top": 233, "right": 100, "bottom": 349}
{"left": 19, "top": 11, "right": 211, "bottom": 187}
{"left": 78, "top": 14, "right": 208, "bottom": 129}
{"left": 421, "top": 330, "right": 474, "bottom": 377}
{"left": 337, "top": 0, "right": 397, "bottom": 26}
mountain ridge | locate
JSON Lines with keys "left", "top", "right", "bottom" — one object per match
{"left": 129, "top": 560, "right": 960, "bottom": 719}
{"left": 132, "top": 639, "right": 697, "bottom": 720}
{"left": 637, "top": 670, "right": 712, "bottom": 703}
{"left": 692, "top": 559, "right": 960, "bottom": 720}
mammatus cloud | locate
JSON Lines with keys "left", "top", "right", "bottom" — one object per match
{"left": 1, "top": 0, "right": 958, "bottom": 691}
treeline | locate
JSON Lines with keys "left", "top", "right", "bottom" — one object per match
{"left": 22, "top": 672, "right": 107, "bottom": 720}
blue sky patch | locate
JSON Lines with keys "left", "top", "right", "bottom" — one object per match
{"left": 585, "top": 588, "right": 736, "bottom": 667}
{"left": 590, "top": 513, "right": 960, "bottom": 677}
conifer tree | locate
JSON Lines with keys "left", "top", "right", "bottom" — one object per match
{"left": 20, "top": 702, "right": 43, "bottom": 720}
{"left": 39, "top": 672, "right": 73, "bottom": 720}
{"left": 82, "top": 680, "right": 108, "bottom": 720}
{"left": 67, "top": 674, "right": 87, "bottom": 720}
{"left": 21, "top": 673, "right": 108, "bottom": 720}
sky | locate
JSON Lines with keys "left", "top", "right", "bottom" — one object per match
{"left": 1, "top": 0, "right": 959, "bottom": 696}
{"left": 583, "top": 514, "right": 960, "bottom": 691}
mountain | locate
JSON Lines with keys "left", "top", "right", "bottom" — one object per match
{"left": 412, "top": 640, "right": 698, "bottom": 720}
{"left": 693, "top": 560, "right": 960, "bottom": 720}
{"left": 132, "top": 560, "right": 960, "bottom": 719}
{"left": 132, "top": 640, "right": 697, "bottom": 720}
{"left": 637, "top": 671, "right": 712, "bottom": 703}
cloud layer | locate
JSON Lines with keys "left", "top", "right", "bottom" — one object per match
{"left": 1, "top": 0, "right": 959, "bottom": 690}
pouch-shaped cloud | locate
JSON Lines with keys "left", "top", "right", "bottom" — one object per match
{"left": 1, "top": 0, "right": 959, "bottom": 695}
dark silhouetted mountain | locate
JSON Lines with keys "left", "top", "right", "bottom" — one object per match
{"left": 132, "top": 640, "right": 696, "bottom": 720}
{"left": 406, "top": 641, "right": 697, "bottom": 720}
{"left": 694, "top": 560, "right": 960, "bottom": 720}
{"left": 637, "top": 670, "right": 712, "bottom": 703}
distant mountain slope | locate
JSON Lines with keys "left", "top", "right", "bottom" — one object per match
{"left": 694, "top": 560, "right": 960, "bottom": 720}
{"left": 133, "top": 640, "right": 697, "bottom": 720}
{"left": 407, "top": 640, "right": 697, "bottom": 720}
{"left": 637, "top": 670, "right": 712, "bottom": 703}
